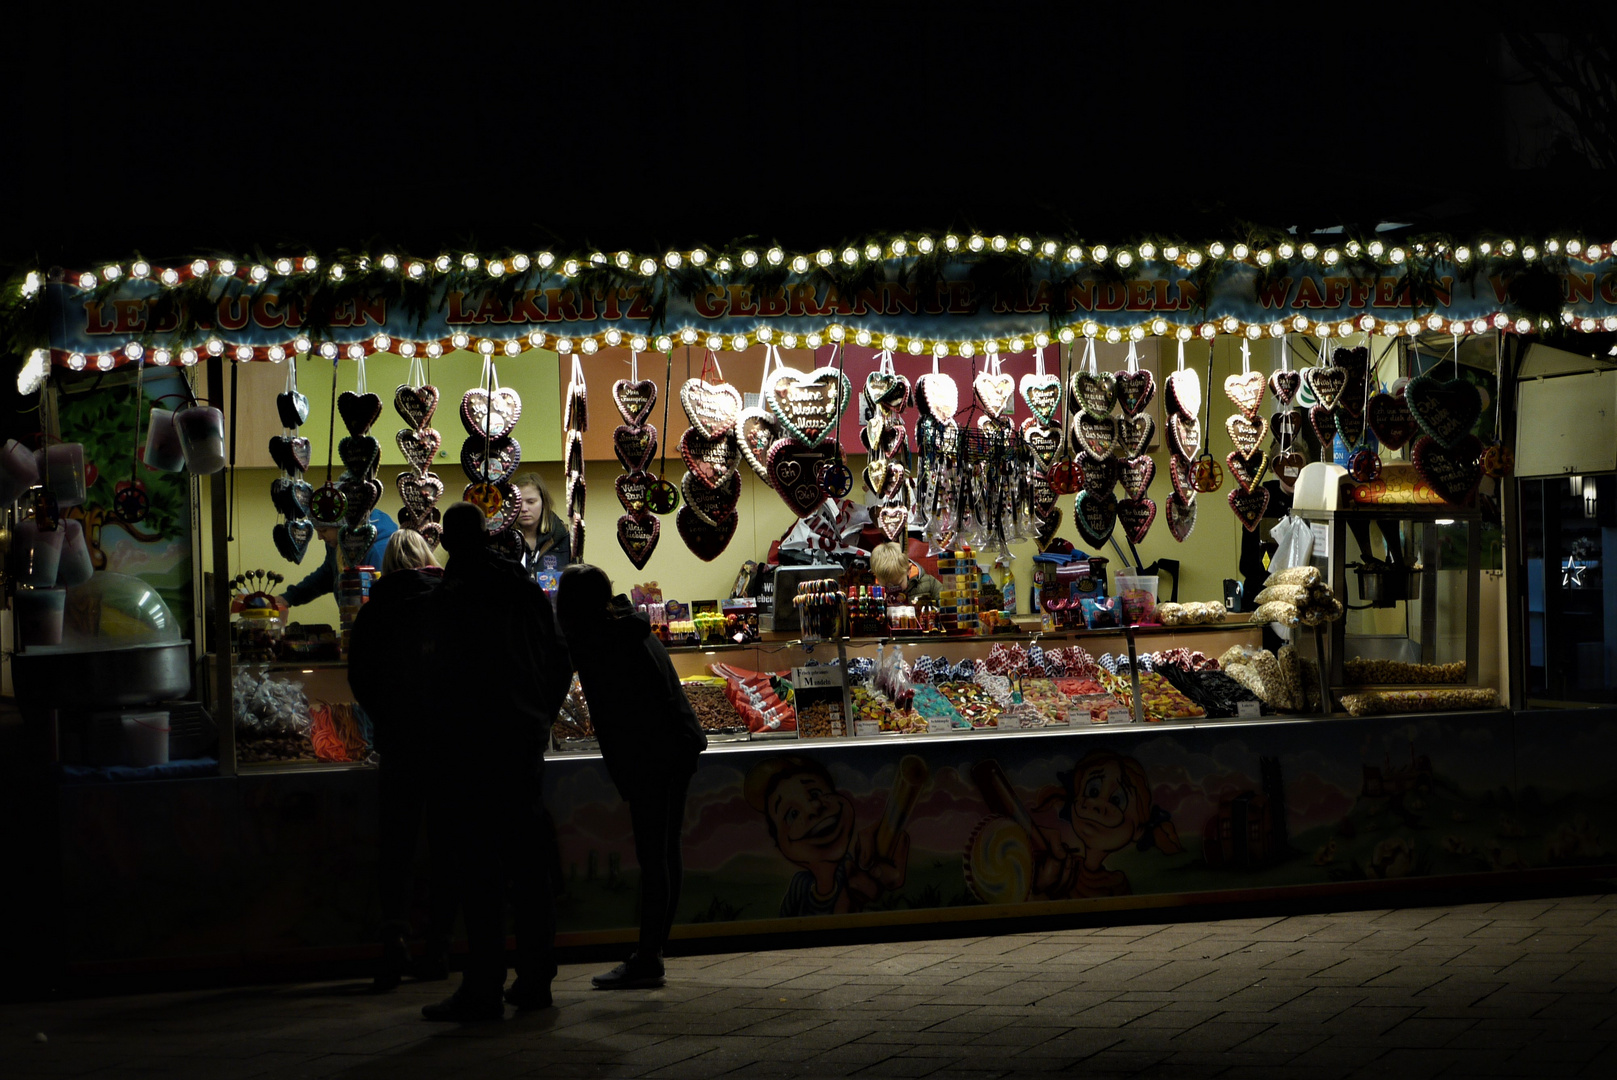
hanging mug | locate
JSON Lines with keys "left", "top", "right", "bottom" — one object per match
{"left": 13, "top": 586, "right": 67, "bottom": 646}
{"left": 144, "top": 408, "right": 187, "bottom": 473}
{"left": 175, "top": 405, "right": 227, "bottom": 475}
{"left": 10, "top": 518, "right": 63, "bottom": 587}
{"left": 0, "top": 439, "right": 41, "bottom": 504}
{"left": 34, "top": 443, "right": 88, "bottom": 507}
{"left": 57, "top": 519, "right": 95, "bottom": 588}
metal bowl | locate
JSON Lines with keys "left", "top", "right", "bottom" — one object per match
{"left": 11, "top": 640, "right": 193, "bottom": 709}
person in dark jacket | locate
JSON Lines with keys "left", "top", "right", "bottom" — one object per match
{"left": 282, "top": 508, "right": 398, "bottom": 606}
{"left": 555, "top": 564, "right": 707, "bottom": 990}
{"left": 347, "top": 528, "right": 451, "bottom": 992}
{"left": 419, "top": 504, "right": 573, "bottom": 1022}
{"left": 512, "top": 471, "right": 571, "bottom": 582}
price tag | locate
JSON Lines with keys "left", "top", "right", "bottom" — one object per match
{"left": 1236, "top": 700, "right": 1261, "bottom": 718}
{"left": 1106, "top": 706, "right": 1134, "bottom": 725}
{"left": 998, "top": 711, "right": 1020, "bottom": 730}
{"left": 927, "top": 718, "right": 953, "bottom": 735}
{"left": 829, "top": 722, "right": 845, "bottom": 737}
{"left": 854, "top": 720, "right": 880, "bottom": 736}
{"left": 792, "top": 666, "right": 844, "bottom": 689}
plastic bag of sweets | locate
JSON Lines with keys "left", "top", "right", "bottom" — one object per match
{"left": 910, "top": 684, "right": 970, "bottom": 729}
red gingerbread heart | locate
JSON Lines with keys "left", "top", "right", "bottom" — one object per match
{"left": 1114, "top": 370, "right": 1156, "bottom": 417}
{"left": 613, "top": 424, "right": 658, "bottom": 472}
{"left": 767, "top": 438, "right": 834, "bottom": 518}
{"left": 1167, "top": 492, "right": 1197, "bottom": 541}
{"left": 679, "top": 427, "right": 738, "bottom": 489}
{"left": 1119, "top": 454, "right": 1154, "bottom": 501}
{"left": 1268, "top": 370, "right": 1301, "bottom": 407}
{"left": 676, "top": 504, "right": 736, "bottom": 562}
{"left": 613, "top": 379, "right": 658, "bottom": 426}
{"left": 1117, "top": 496, "right": 1156, "bottom": 544}
{"left": 1366, "top": 391, "right": 1417, "bottom": 451}
{"left": 1227, "top": 486, "right": 1271, "bottom": 531}
{"left": 1411, "top": 434, "right": 1483, "bottom": 505}
{"left": 394, "top": 384, "right": 439, "bottom": 429}
{"left": 617, "top": 511, "right": 660, "bottom": 570}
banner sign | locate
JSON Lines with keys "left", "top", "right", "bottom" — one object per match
{"left": 47, "top": 256, "right": 1617, "bottom": 358}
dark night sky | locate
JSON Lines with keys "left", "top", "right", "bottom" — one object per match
{"left": 2, "top": 10, "right": 1612, "bottom": 271}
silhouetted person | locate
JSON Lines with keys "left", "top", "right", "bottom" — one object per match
{"left": 555, "top": 564, "right": 706, "bottom": 989}
{"left": 420, "top": 503, "right": 571, "bottom": 1021}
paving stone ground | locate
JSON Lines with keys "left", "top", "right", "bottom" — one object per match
{"left": 4, "top": 890, "right": 1615, "bottom": 1079}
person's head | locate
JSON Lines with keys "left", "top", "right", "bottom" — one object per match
{"left": 441, "top": 502, "right": 487, "bottom": 556}
{"left": 381, "top": 529, "right": 439, "bottom": 575}
{"left": 555, "top": 564, "right": 614, "bottom": 636}
{"left": 870, "top": 542, "right": 909, "bottom": 590}
{"left": 314, "top": 525, "right": 341, "bottom": 546}
{"left": 512, "top": 471, "right": 554, "bottom": 533}
{"left": 1058, "top": 749, "right": 1157, "bottom": 855}
{"left": 745, "top": 756, "right": 854, "bottom": 868}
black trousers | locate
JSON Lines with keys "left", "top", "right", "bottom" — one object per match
{"left": 442, "top": 768, "right": 557, "bottom": 1000}
{"left": 627, "top": 772, "right": 693, "bottom": 959}
{"left": 377, "top": 760, "right": 455, "bottom": 948}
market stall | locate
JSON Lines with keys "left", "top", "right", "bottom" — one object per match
{"left": 9, "top": 232, "right": 1617, "bottom": 977}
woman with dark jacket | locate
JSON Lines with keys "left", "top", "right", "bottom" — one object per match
{"left": 347, "top": 529, "right": 451, "bottom": 991}
{"left": 555, "top": 564, "right": 707, "bottom": 989}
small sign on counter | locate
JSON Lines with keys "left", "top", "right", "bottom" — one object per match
{"left": 1236, "top": 700, "right": 1262, "bottom": 718}
{"left": 1106, "top": 706, "right": 1134, "bottom": 725}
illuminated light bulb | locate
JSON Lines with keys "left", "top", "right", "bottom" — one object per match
{"left": 425, "top": 342, "right": 444, "bottom": 359}
{"left": 1199, "top": 323, "right": 1216, "bottom": 339}
{"left": 1176, "top": 326, "right": 1193, "bottom": 342}
{"left": 782, "top": 333, "right": 798, "bottom": 349}
{"left": 95, "top": 353, "right": 115, "bottom": 371}
{"left": 77, "top": 272, "right": 96, "bottom": 289}
{"left": 581, "top": 338, "right": 599, "bottom": 354}
{"left": 615, "top": 251, "right": 632, "bottom": 269}
{"left": 293, "top": 336, "right": 311, "bottom": 353}
{"left": 1491, "top": 314, "right": 1509, "bottom": 330}
{"left": 689, "top": 249, "right": 708, "bottom": 267}
{"left": 460, "top": 254, "right": 479, "bottom": 271}
{"left": 1566, "top": 239, "right": 1583, "bottom": 255}
{"left": 1300, "top": 242, "right": 1319, "bottom": 260}
{"left": 983, "top": 339, "right": 999, "bottom": 355}
{"left": 967, "top": 235, "right": 985, "bottom": 253}
{"left": 1222, "top": 315, "right": 1240, "bottom": 332}
{"left": 1034, "top": 332, "right": 1050, "bottom": 348}
{"left": 244, "top": 263, "right": 268, "bottom": 284}
{"left": 841, "top": 247, "right": 858, "bottom": 265}
{"left": 330, "top": 264, "right": 346, "bottom": 281}
{"left": 589, "top": 253, "right": 607, "bottom": 267}
{"left": 604, "top": 328, "right": 623, "bottom": 346}
{"left": 1058, "top": 327, "right": 1076, "bottom": 343}
{"left": 990, "top": 235, "right": 1007, "bottom": 253}
{"left": 1256, "top": 250, "right": 1274, "bottom": 267}
{"left": 864, "top": 243, "right": 882, "bottom": 260}
{"left": 504, "top": 339, "right": 522, "bottom": 356}
{"left": 892, "top": 239, "right": 909, "bottom": 256}
{"left": 716, "top": 257, "right": 732, "bottom": 273}
{"left": 742, "top": 250, "right": 760, "bottom": 268}
{"left": 556, "top": 338, "right": 574, "bottom": 353}
{"left": 960, "top": 341, "right": 977, "bottom": 357}
{"left": 1268, "top": 322, "right": 1285, "bottom": 337}
{"left": 638, "top": 258, "right": 657, "bottom": 276}
{"left": 730, "top": 334, "right": 747, "bottom": 351}
{"left": 1514, "top": 318, "right": 1531, "bottom": 333}
{"left": 1244, "top": 324, "right": 1262, "bottom": 340}
{"left": 152, "top": 349, "right": 171, "bottom": 366}
{"left": 1040, "top": 240, "right": 1057, "bottom": 257}
{"left": 907, "top": 339, "right": 924, "bottom": 355}
{"left": 67, "top": 352, "right": 86, "bottom": 371}
{"left": 1115, "top": 250, "right": 1134, "bottom": 268}
{"left": 1338, "top": 320, "right": 1355, "bottom": 337}
{"left": 1426, "top": 314, "right": 1445, "bottom": 330}
{"left": 1345, "top": 241, "right": 1361, "bottom": 257}
{"left": 1009, "top": 337, "right": 1026, "bottom": 352}
{"left": 917, "top": 236, "right": 935, "bottom": 254}
{"left": 1501, "top": 240, "right": 1517, "bottom": 256}
{"left": 400, "top": 341, "right": 417, "bottom": 357}
{"left": 1547, "top": 239, "right": 1561, "bottom": 253}
{"left": 1447, "top": 246, "right": 1470, "bottom": 265}
{"left": 97, "top": 264, "right": 121, "bottom": 282}
{"left": 1209, "top": 242, "right": 1226, "bottom": 258}
{"left": 1017, "top": 237, "right": 1033, "bottom": 253}
{"left": 1364, "top": 240, "right": 1385, "bottom": 258}
{"left": 1163, "top": 245, "right": 1180, "bottom": 261}
{"left": 1580, "top": 318, "right": 1597, "bottom": 332}
{"left": 302, "top": 256, "right": 319, "bottom": 273}
{"left": 218, "top": 259, "right": 237, "bottom": 276}
{"left": 932, "top": 341, "right": 948, "bottom": 358}
{"left": 766, "top": 247, "right": 784, "bottom": 265}
{"left": 206, "top": 338, "right": 225, "bottom": 356}
{"left": 657, "top": 251, "right": 680, "bottom": 271}
{"left": 1403, "top": 320, "right": 1421, "bottom": 336}
{"left": 828, "top": 325, "right": 846, "bottom": 342}
{"left": 380, "top": 254, "right": 399, "bottom": 271}
{"left": 130, "top": 260, "right": 150, "bottom": 278}
{"left": 1292, "top": 315, "right": 1310, "bottom": 331}
{"left": 757, "top": 326, "right": 774, "bottom": 343}
{"left": 855, "top": 329, "right": 873, "bottom": 346}
{"left": 125, "top": 345, "right": 149, "bottom": 363}
{"left": 1472, "top": 318, "right": 1489, "bottom": 334}
{"left": 630, "top": 334, "right": 647, "bottom": 351}
{"left": 537, "top": 251, "right": 556, "bottom": 269}
{"left": 944, "top": 235, "right": 961, "bottom": 251}
{"left": 160, "top": 268, "right": 180, "bottom": 286}
{"left": 1478, "top": 242, "right": 1493, "bottom": 255}
{"left": 1139, "top": 242, "right": 1157, "bottom": 260}
{"left": 1523, "top": 246, "right": 1538, "bottom": 261}
{"left": 1388, "top": 248, "right": 1406, "bottom": 264}
{"left": 407, "top": 262, "right": 425, "bottom": 279}
{"left": 1129, "top": 326, "right": 1146, "bottom": 342}
{"left": 236, "top": 344, "right": 256, "bottom": 362}
{"left": 1323, "top": 248, "right": 1341, "bottom": 265}
{"left": 1082, "top": 321, "right": 1099, "bottom": 337}
{"left": 655, "top": 335, "right": 673, "bottom": 352}
{"left": 1359, "top": 315, "right": 1377, "bottom": 331}
{"left": 451, "top": 333, "right": 470, "bottom": 350}
{"left": 1065, "top": 245, "right": 1082, "bottom": 262}
{"left": 1186, "top": 250, "right": 1204, "bottom": 267}
{"left": 816, "top": 249, "right": 834, "bottom": 267}
{"left": 790, "top": 255, "right": 809, "bottom": 273}
{"left": 346, "top": 343, "right": 366, "bottom": 360}
{"left": 1150, "top": 318, "right": 1168, "bottom": 336}
{"left": 1314, "top": 323, "right": 1332, "bottom": 339}
{"left": 680, "top": 328, "right": 698, "bottom": 344}
{"left": 562, "top": 259, "right": 581, "bottom": 277}
{"left": 706, "top": 335, "right": 724, "bottom": 352}
{"left": 488, "top": 260, "right": 505, "bottom": 277}
{"left": 1277, "top": 242, "right": 1295, "bottom": 259}
{"left": 180, "top": 349, "right": 199, "bottom": 367}
{"left": 1091, "top": 245, "right": 1110, "bottom": 262}
{"left": 318, "top": 341, "right": 337, "bottom": 360}
{"left": 434, "top": 254, "right": 452, "bottom": 273}
{"left": 1233, "top": 243, "right": 1249, "bottom": 259}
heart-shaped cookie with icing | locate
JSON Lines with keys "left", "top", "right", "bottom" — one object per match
{"left": 269, "top": 435, "right": 311, "bottom": 474}
{"left": 613, "top": 379, "right": 657, "bottom": 426}
{"left": 1073, "top": 413, "right": 1117, "bottom": 457}
{"left": 273, "top": 518, "right": 314, "bottom": 564}
{"left": 1412, "top": 433, "right": 1483, "bottom": 504}
{"left": 1168, "top": 414, "right": 1201, "bottom": 459}
{"left": 1226, "top": 413, "right": 1268, "bottom": 457}
{"left": 342, "top": 475, "right": 383, "bottom": 526}
{"left": 1116, "top": 414, "right": 1154, "bottom": 458}
{"left": 681, "top": 469, "right": 741, "bottom": 526}
{"left": 1029, "top": 472, "right": 1058, "bottom": 518}
{"left": 1035, "top": 507, "right": 1063, "bottom": 546}
{"left": 1167, "top": 492, "right": 1197, "bottom": 541}
{"left": 1019, "top": 373, "right": 1062, "bottom": 425}
{"left": 615, "top": 470, "right": 653, "bottom": 513}
{"left": 1226, "top": 448, "right": 1269, "bottom": 491}
{"left": 613, "top": 424, "right": 658, "bottom": 472}
{"left": 1075, "top": 490, "right": 1118, "bottom": 547}
{"left": 617, "top": 511, "right": 661, "bottom": 570}
{"left": 1165, "top": 367, "right": 1202, "bottom": 421}
{"left": 1119, "top": 455, "right": 1155, "bottom": 501}
{"left": 1268, "top": 370, "right": 1301, "bottom": 407}
{"left": 338, "top": 390, "right": 383, "bottom": 437}
{"left": 680, "top": 379, "right": 743, "bottom": 439}
{"left": 565, "top": 382, "right": 587, "bottom": 433}
{"left": 1367, "top": 391, "right": 1417, "bottom": 451}
{"left": 1223, "top": 371, "right": 1266, "bottom": 420}
{"left": 914, "top": 372, "right": 959, "bottom": 424}
{"left": 737, "top": 408, "right": 782, "bottom": 482}
{"left": 973, "top": 371, "right": 1016, "bottom": 417}
{"left": 1335, "top": 406, "right": 1366, "bottom": 450}
{"left": 395, "top": 384, "right": 439, "bottom": 429}
{"left": 1069, "top": 370, "right": 1118, "bottom": 420}
{"left": 1405, "top": 375, "right": 1482, "bottom": 449}
{"left": 1078, "top": 451, "right": 1117, "bottom": 498}
{"left": 338, "top": 435, "right": 381, "bottom": 477}
{"left": 676, "top": 504, "right": 736, "bottom": 562}
{"left": 396, "top": 470, "right": 444, "bottom": 518}
{"left": 270, "top": 477, "right": 313, "bottom": 519}
{"left": 1309, "top": 404, "right": 1337, "bottom": 449}
{"left": 460, "top": 434, "right": 521, "bottom": 484}
{"left": 1115, "top": 370, "right": 1155, "bottom": 417}
{"left": 1021, "top": 419, "right": 1064, "bottom": 470}
{"left": 769, "top": 368, "right": 850, "bottom": 446}
{"left": 1306, "top": 366, "right": 1347, "bottom": 411}
{"left": 396, "top": 427, "right": 441, "bottom": 472}
{"left": 1227, "top": 486, "right": 1271, "bottom": 531}
{"left": 863, "top": 371, "right": 911, "bottom": 411}
{"left": 1117, "top": 497, "right": 1156, "bottom": 544}
{"left": 277, "top": 390, "right": 309, "bottom": 430}
{"left": 566, "top": 473, "right": 585, "bottom": 519}
{"left": 877, "top": 505, "right": 910, "bottom": 541}
{"left": 461, "top": 386, "right": 522, "bottom": 439}
{"left": 339, "top": 520, "right": 378, "bottom": 565}
{"left": 679, "top": 427, "right": 738, "bottom": 489}
{"left": 1271, "top": 408, "right": 1302, "bottom": 442}
{"left": 1168, "top": 453, "right": 1195, "bottom": 502}
{"left": 767, "top": 438, "right": 834, "bottom": 518}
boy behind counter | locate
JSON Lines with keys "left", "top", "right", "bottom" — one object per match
{"left": 870, "top": 542, "right": 942, "bottom": 606}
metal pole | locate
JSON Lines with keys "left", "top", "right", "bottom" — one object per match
{"left": 205, "top": 356, "right": 235, "bottom": 776}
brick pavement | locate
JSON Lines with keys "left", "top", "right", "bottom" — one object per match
{"left": 3, "top": 890, "right": 1614, "bottom": 1079}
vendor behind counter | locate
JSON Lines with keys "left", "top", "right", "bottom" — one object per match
{"left": 283, "top": 509, "right": 398, "bottom": 606}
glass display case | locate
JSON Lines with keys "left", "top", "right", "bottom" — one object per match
{"left": 1519, "top": 474, "right": 1617, "bottom": 706}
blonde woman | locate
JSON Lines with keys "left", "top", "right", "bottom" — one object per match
{"left": 512, "top": 471, "right": 571, "bottom": 580}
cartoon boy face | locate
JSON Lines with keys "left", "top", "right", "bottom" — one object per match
{"left": 1068, "top": 759, "right": 1145, "bottom": 854}
{"left": 768, "top": 772, "right": 855, "bottom": 868}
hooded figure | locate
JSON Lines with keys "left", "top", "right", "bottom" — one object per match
{"left": 556, "top": 564, "right": 706, "bottom": 990}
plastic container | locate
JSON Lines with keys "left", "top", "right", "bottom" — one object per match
{"left": 11, "top": 519, "right": 63, "bottom": 586}
{"left": 120, "top": 711, "right": 171, "bottom": 766}
{"left": 57, "top": 520, "right": 94, "bottom": 587}
{"left": 35, "top": 443, "right": 87, "bottom": 507}
{"left": 15, "top": 586, "right": 66, "bottom": 645}
{"left": 0, "top": 438, "right": 41, "bottom": 503}
{"left": 175, "top": 405, "right": 226, "bottom": 474}
{"left": 143, "top": 408, "right": 187, "bottom": 472}
{"left": 1115, "top": 574, "right": 1159, "bottom": 626}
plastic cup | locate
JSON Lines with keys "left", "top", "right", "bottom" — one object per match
{"left": 0, "top": 439, "right": 40, "bottom": 504}
{"left": 14, "top": 586, "right": 66, "bottom": 646}
{"left": 176, "top": 405, "right": 226, "bottom": 475}
{"left": 57, "top": 520, "right": 95, "bottom": 588}
{"left": 11, "top": 519, "right": 63, "bottom": 586}
{"left": 34, "top": 443, "right": 87, "bottom": 507}
{"left": 143, "top": 409, "right": 186, "bottom": 473}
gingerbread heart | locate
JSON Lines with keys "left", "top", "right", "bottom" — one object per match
{"left": 769, "top": 368, "right": 851, "bottom": 446}
{"left": 394, "top": 384, "right": 440, "bottom": 429}
{"left": 1168, "top": 414, "right": 1201, "bottom": 459}
{"left": 1030, "top": 472, "right": 1058, "bottom": 517}
{"left": 1117, "top": 496, "right": 1156, "bottom": 545}
{"left": 464, "top": 479, "right": 519, "bottom": 534}
{"left": 399, "top": 505, "right": 440, "bottom": 532}
{"left": 1019, "top": 373, "right": 1063, "bottom": 425}
{"left": 1268, "top": 369, "right": 1301, "bottom": 407}
{"left": 1070, "top": 370, "right": 1118, "bottom": 420}
{"left": 1119, "top": 455, "right": 1155, "bottom": 501}
{"left": 767, "top": 438, "right": 834, "bottom": 518}
{"left": 415, "top": 520, "right": 443, "bottom": 550}
{"left": 681, "top": 469, "right": 741, "bottom": 526}
{"left": 1115, "top": 370, "right": 1155, "bottom": 417}
{"left": 396, "top": 470, "right": 445, "bottom": 517}
{"left": 1227, "top": 486, "right": 1271, "bottom": 532}
{"left": 677, "top": 503, "right": 736, "bottom": 562}
{"left": 1309, "top": 404, "right": 1337, "bottom": 450}
{"left": 864, "top": 371, "right": 911, "bottom": 411}
{"left": 276, "top": 389, "right": 309, "bottom": 429}
{"left": 1223, "top": 370, "right": 1266, "bottom": 420}
{"left": 1405, "top": 375, "right": 1482, "bottom": 449}
{"left": 1226, "top": 448, "right": 1269, "bottom": 491}
{"left": 396, "top": 427, "right": 442, "bottom": 471}
{"left": 1078, "top": 451, "right": 1118, "bottom": 497}
{"left": 1021, "top": 419, "right": 1064, "bottom": 470}
{"left": 569, "top": 515, "right": 585, "bottom": 560}
{"left": 973, "top": 371, "right": 1016, "bottom": 417}
{"left": 1273, "top": 449, "right": 1307, "bottom": 490}
{"left": 1367, "top": 391, "right": 1417, "bottom": 451}
{"left": 342, "top": 470, "right": 383, "bottom": 517}
{"left": 737, "top": 407, "right": 782, "bottom": 482}
{"left": 1075, "top": 490, "right": 1118, "bottom": 547}
{"left": 863, "top": 458, "right": 892, "bottom": 499}
{"left": 1271, "top": 408, "right": 1302, "bottom": 442}
{"left": 1167, "top": 492, "right": 1197, "bottom": 542}
{"left": 340, "top": 521, "right": 378, "bottom": 566}
{"left": 338, "top": 435, "right": 380, "bottom": 477}
{"left": 877, "top": 505, "right": 910, "bottom": 541}
{"left": 566, "top": 430, "right": 583, "bottom": 477}
{"left": 273, "top": 518, "right": 313, "bottom": 564}
{"left": 615, "top": 470, "right": 653, "bottom": 513}
{"left": 617, "top": 511, "right": 661, "bottom": 570}
{"left": 1412, "top": 434, "right": 1483, "bottom": 504}
{"left": 1165, "top": 367, "right": 1202, "bottom": 421}
{"left": 1116, "top": 414, "right": 1154, "bottom": 458}
{"left": 268, "top": 434, "right": 311, "bottom": 474}
{"left": 680, "top": 379, "right": 743, "bottom": 439}
{"left": 338, "top": 390, "right": 383, "bottom": 437}
{"left": 1335, "top": 406, "right": 1366, "bottom": 450}
{"left": 565, "top": 382, "right": 587, "bottom": 433}
{"left": 566, "top": 473, "right": 585, "bottom": 519}
{"left": 1168, "top": 453, "right": 1195, "bottom": 502}
{"left": 460, "top": 435, "right": 521, "bottom": 484}
{"left": 679, "top": 427, "right": 738, "bottom": 489}
{"left": 1226, "top": 413, "right": 1268, "bottom": 456}
{"left": 1306, "top": 366, "right": 1347, "bottom": 410}
{"left": 1035, "top": 507, "right": 1063, "bottom": 547}
{"left": 613, "top": 425, "right": 658, "bottom": 472}
{"left": 1073, "top": 413, "right": 1117, "bottom": 457}
{"left": 915, "top": 372, "right": 959, "bottom": 424}
{"left": 461, "top": 386, "right": 522, "bottom": 439}
{"left": 613, "top": 379, "right": 658, "bottom": 426}
{"left": 270, "top": 477, "right": 312, "bottom": 519}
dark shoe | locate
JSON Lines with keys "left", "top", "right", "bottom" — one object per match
{"left": 503, "top": 978, "right": 553, "bottom": 1010}
{"left": 591, "top": 956, "right": 665, "bottom": 990}
{"left": 371, "top": 935, "right": 411, "bottom": 993}
{"left": 421, "top": 991, "right": 503, "bottom": 1022}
